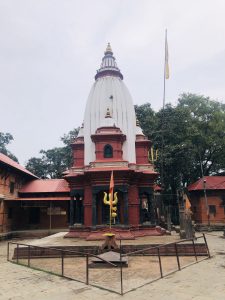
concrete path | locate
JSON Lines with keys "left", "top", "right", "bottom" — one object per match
{"left": 0, "top": 232, "right": 225, "bottom": 299}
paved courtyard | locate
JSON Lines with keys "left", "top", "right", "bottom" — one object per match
{"left": 0, "top": 232, "right": 225, "bottom": 299}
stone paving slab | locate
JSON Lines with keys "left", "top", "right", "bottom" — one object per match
{"left": 0, "top": 232, "right": 225, "bottom": 299}
{"left": 25, "top": 231, "right": 180, "bottom": 247}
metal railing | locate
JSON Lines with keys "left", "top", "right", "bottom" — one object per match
{"left": 7, "top": 233, "right": 210, "bottom": 295}
{"left": 120, "top": 233, "right": 210, "bottom": 294}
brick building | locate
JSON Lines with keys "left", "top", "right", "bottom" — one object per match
{"left": 188, "top": 176, "right": 225, "bottom": 226}
{"left": 0, "top": 153, "right": 37, "bottom": 232}
{"left": 0, "top": 153, "right": 71, "bottom": 232}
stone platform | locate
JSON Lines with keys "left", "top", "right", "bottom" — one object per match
{"left": 64, "top": 226, "right": 167, "bottom": 240}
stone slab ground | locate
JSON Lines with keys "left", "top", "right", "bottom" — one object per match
{"left": 0, "top": 232, "right": 225, "bottom": 299}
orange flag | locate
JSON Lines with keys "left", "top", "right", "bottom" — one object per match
{"left": 185, "top": 194, "right": 191, "bottom": 210}
{"left": 109, "top": 171, "right": 114, "bottom": 208}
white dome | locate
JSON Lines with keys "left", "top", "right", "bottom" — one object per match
{"left": 136, "top": 125, "right": 144, "bottom": 135}
{"left": 77, "top": 124, "right": 84, "bottom": 137}
{"left": 83, "top": 45, "right": 136, "bottom": 165}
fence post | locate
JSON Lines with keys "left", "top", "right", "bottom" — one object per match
{"left": 7, "top": 242, "right": 9, "bottom": 261}
{"left": 16, "top": 244, "right": 19, "bottom": 264}
{"left": 120, "top": 240, "right": 123, "bottom": 295}
{"left": 28, "top": 245, "right": 30, "bottom": 267}
{"left": 174, "top": 243, "right": 180, "bottom": 270}
{"left": 192, "top": 239, "right": 197, "bottom": 262}
{"left": 86, "top": 254, "right": 89, "bottom": 285}
{"left": 61, "top": 250, "right": 64, "bottom": 277}
{"left": 202, "top": 233, "right": 211, "bottom": 258}
{"left": 157, "top": 247, "right": 163, "bottom": 278}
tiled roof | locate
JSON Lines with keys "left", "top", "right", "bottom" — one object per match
{"left": 13, "top": 197, "right": 71, "bottom": 201}
{"left": 154, "top": 185, "right": 162, "bottom": 191}
{"left": 19, "top": 179, "right": 70, "bottom": 193}
{"left": 188, "top": 176, "right": 225, "bottom": 191}
{"left": 0, "top": 153, "right": 38, "bottom": 178}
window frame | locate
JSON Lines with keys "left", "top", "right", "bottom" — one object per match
{"left": 103, "top": 144, "right": 113, "bottom": 158}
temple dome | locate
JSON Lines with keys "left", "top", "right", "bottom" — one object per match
{"left": 83, "top": 44, "right": 137, "bottom": 165}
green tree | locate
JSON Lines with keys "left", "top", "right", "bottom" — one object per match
{"left": 25, "top": 157, "right": 48, "bottom": 178}
{"left": 0, "top": 132, "right": 18, "bottom": 162}
{"left": 137, "top": 94, "right": 225, "bottom": 193}
{"left": 26, "top": 128, "right": 79, "bottom": 178}
{"left": 135, "top": 103, "right": 157, "bottom": 138}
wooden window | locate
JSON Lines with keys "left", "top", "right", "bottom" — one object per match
{"left": 9, "top": 182, "right": 15, "bottom": 194}
{"left": 209, "top": 205, "right": 216, "bottom": 216}
{"left": 104, "top": 144, "right": 113, "bottom": 158}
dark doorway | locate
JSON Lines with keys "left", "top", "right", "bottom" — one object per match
{"left": 74, "top": 195, "right": 84, "bottom": 224}
{"left": 140, "top": 193, "right": 155, "bottom": 224}
{"left": 28, "top": 207, "right": 40, "bottom": 224}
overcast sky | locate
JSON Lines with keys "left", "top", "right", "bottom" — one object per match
{"left": 0, "top": 0, "right": 225, "bottom": 165}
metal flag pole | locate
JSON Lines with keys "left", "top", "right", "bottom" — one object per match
{"left": 161, "top": 28, "right": 168, "bottom": 190}
{"left": 161, "top": 29, "right": 172, "bottom": 231}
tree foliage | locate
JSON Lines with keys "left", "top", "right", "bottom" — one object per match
{"left": 136, "top": 93, "right": 225, "bottom": 193}
{"left": 26, "top": 128, "right": 79, "bottom": 178}
{"left": 0, "top": 132, "right": 18, "bottom": 162}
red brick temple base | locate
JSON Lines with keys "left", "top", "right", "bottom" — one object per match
{"left": 64, "top": 226, "right": 167, "bottom": 240}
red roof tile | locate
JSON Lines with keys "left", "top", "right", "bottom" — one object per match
{"left": 0, "top": 153, "right": 38, "bottom": 178}
{"left": 13, "top": 197, "right": 71, "bottom": 201}
{"left": 19, "top": 179, "right": 70, "bottom": 193}
{"left": 188, "top": 176, "right": 225, "bottom": 191}
{"left": 154, "top": 185, "right": 162, "bottom": 191}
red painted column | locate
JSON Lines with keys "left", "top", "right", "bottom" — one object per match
{"left": 128, "top": 185, "right": 139, "bottom": 226}
{"left": 83, "top": 185, "right": 92, "bottom": 227}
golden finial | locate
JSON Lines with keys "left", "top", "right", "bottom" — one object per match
{"left": 105, "top": 42, "right": 113, "bottom": 54}
{"left": 105, "top": 107, "right": 111, "bottom": 118}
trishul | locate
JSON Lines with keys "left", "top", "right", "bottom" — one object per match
{"left": 103, "top": 192, "right": 118, "bottom": 225}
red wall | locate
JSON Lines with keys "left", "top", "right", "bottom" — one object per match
{"left": 128, "top": 185, "right": 139, "bottom": 226}
{"left": 191, "top": 192, "right": 225, "bottom": 224}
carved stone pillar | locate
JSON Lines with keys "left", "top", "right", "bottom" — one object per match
{"left": 92, "top": 192, "right": 97, "bottom": 228}
{"left": 69, "top": 198, "right": 74, "bottom": 226}
{"left": 123, "top": 190, "right": 129, "bottom": 225}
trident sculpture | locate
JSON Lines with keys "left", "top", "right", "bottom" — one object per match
{"left": 148, "top": 147, "right": 158, "bottom": 163}
{"left": 103, "top": 191, "right": 118, "bottom": 229}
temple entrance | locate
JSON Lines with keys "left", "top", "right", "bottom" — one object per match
{"left": 140, "top": 193, "right": 155, "bottom": 224}
{"left": 73, "top": 194, "right": 84, "bottom": 224}
{"left": 96, "top": 191, "right": 124, "bottom": 225}
{"left": 28, "top": 207, "right": 40, "bottom": 225}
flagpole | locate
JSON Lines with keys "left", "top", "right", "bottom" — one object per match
{"left": 161, "top": 29, "right": 167, "bottom": 189}
{"left": 109, "top": 171, "right": 114, "bottom": 231}
{"left": 163, "top": 28, "right": 167, "bottom": 111}
{"left": 109, "top": 200, "right": 112, "bottom": 231}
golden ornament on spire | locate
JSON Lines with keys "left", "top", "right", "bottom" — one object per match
{"left": 105, "top": 107, "right": 111, "bottom": 118}
{"left": 105, "top": 42, "right": 113, "bottom": 54}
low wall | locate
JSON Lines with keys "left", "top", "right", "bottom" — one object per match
{"left": 12, "top": 243, "right": 208, "bottom": 259}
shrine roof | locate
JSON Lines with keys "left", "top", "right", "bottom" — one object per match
{"left": 19, "top": 179, "right": 70, "bottom": 193}
{"left": 85, "top": 167, "right": 130, "bottom": 172}
{"left": 12, "top": 196, "right": 71, "bottom": 201}
{"left": 0, "top": 153, "right": 38, "bottom": 178}
{"left": 188, "top": 176, "right": 225, "bottom": 191}
{"left": 154, "top": 185, "right": 162, "bottom": 191}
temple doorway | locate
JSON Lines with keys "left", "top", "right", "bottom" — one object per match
{"left": 73, "top": 194, "right": 84, "bottom": 224}
{"left": 140, "top": 193, "right": 155, "bottom": 224}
